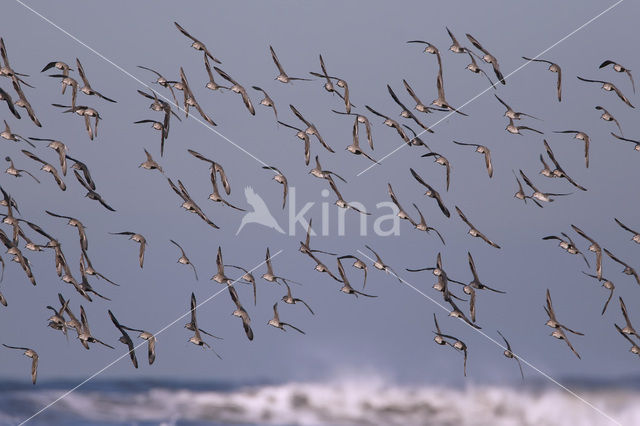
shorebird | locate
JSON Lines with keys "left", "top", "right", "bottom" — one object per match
{"left": 611, "top": 133, "right": 640, "bottom": 152}
{"left": 45, "top": 211, "right": 88, "bottom": 251}
{"left": 545, "top": 289, "right": 582, "bottom": 359}
{"left": 27, "top": 137, "right": 68, "bottom": 175}
{"left": 108, "top": 310, "right": 139, "bottom": 368}
{"left": 522, "top": 56, "right": 562, "bottom": 101}
{"left": 432, "top": 314, "right": 450, "bottom": 346}
{"left": 331, "top": 109, "right": 374, "bottom": 150}
{"left": 187, "top": 149, "right": 231, "bottom": 194}
{"left": 553, "top": 130, "right": 590, "bottom": 168}
{"left": 2, "top": 120, "right": 34, "bottom": 147}
{"left": 346, "top": 118, "right": 378, "bottom": 163}
{"left": 542, "top": 140, "right": 587, "bottom": 191}
{"left": 465, "top": 33, "right": 505, "bottom": 84}
{"left": 604, "top": 248, "right": 640, "bottom": 285}
{"left": 365, "top": 244, "right": 400, "bottom": 280}
{"left": 227, "top": 284, "right": 254, "bottom": 340}
{"left": 225, "top": 264, "right": 257, "bottom": 306}
{"left": 327, "top": 176, "right": 370, "bottom": 216}
{"left": 465, "top": 252, "right": 506, "bottom": 294}
{"left": 139, "top": 149, "right": 163, "bottom": 173}
{"left": 409, "top": 168, "right": 450, "bottom": 218}
{"left": 465, "top": 252, "right": 505, "bottom": 320}
{"left": 76, "top": 58, "right": 117, "bottom": 103}
{"left": 12, "top": 80, "right": 41, "bottom": 127}
{"left": 421, "top": 152, "right": 451, "bottom": 191}
{"left": 269, "top": 302, "right": 305, "bottom": 334}
{"left": 614, "top": 218, "right": 640, "bottom": 244}
{"left": 252, "top": 86, "right": 278, "bottom": 120}
{"left": 166, "top": 177, "right": 219, "bottom": 229}
{"left": 5, "top": 156, "right": 40, "bottom": 182}
{"left": 403, "top": 124, "right": 430, "bottom": 149}
{"left": 282, "top": 282, "right": 314, "bottom": 315}
{"left": 214, "top": 66, "right": 255, "bottom": 115}
{"left": 48, "top": 73, "right": 79, "bottom": 109}
{"left": 432, "top": 72, "right": 467, "bottom": 115}
{"left": 402, "top": 79, "right": 445, "bottom": 114}
{"left": 262, "top": 247, "right": 298, "bottom": 285}
{"left": 211, "top": 246, "right": 231, "bottom": 285}
{"left": 618, "top": 297, "right": 640, "bottom": 339}
{"left": 518, "top": 170, "right": 570, "bottom": 203}
{"left": 542, "top": 232, "right": 590, "bottom": 267}
{"left": 582, "top": 272, "right": 614, "bottom": 315}
{"left": 577, "top": 76, "right": 634, "bottom": 108}
{"left": 495, "top": 95, "right": 540, "bottom": 121}
{"left": 67, "top": 158, "right": 93, "bottom": 190}
{"left": 309, "top": 54, "right": 343, "bottom": 96}
{"left": 571, "top": 224, "right": 602, "bottom": 280}
{"left": 42, "top": 60, "right": 73, "bottom": 77}
{"left": 262, "top": 166, "right": 288, "bottom": 209}
{"left": 497, "top": 331, "right": 524, "bottom": 380}
{"left": 0, "top": 86, "right": 20, "bottom": 119}
{"left": 298, "top": 218, "right": 336, "bottom": 257}
{"left": 456, "top": 206, "right": 501, "bottom": 249}
{"left": 365, "top": 105, "right": 409, "bottom": 145}
{"left": 186, "top": 293, "right": 222, "bottom": 357}
{"left": 170, "top": 239, "right": 198, "bottom": 280}
{"left": 62, "top": 304, "right": 87, "bottom": 348}
{"left": 125, "top": 328, "right": 156, "bottom": 365}
{"left": 290, "top": 104, "right": 334, "bottom": 152}
{"left": 202, "top": 56, "right": 229, "bottom": 93}
{"left": 0, "top": 38, "right": 33, "bottom": 87}
{"left": 278, "top": 120, "right": 311, "bottom": 165}
{"left": 137, "top": 65, "right": 178, "bottom": 105}
{"left": 406, "top": 40, "right": 442, "bottom": 70}
{"left": 411, "top": 203, "right": 445, "bottom": 244}
{"left": 78, "top": 305, "right": 115, "bottom": 350}
{"left": 270, "top": 45, "right": 311, "bottom": 83}
{"left": 599, "top": 60, "right": 634, "bottom": 93}
{"left": 446, "top": 27, "right": 468, "bottom": 54}
{"left": 387, "top": 85, "right": 433, "bottom": 133}
{"left": 309, "top": 155, "right": 347, "bottom": 183}
{"left": 337, "top": 255, "right": 368, "bottom": 288}
{"left": 432, "top": 315, "right": 469, "bottom": 375}
{"left": 464, "top": 51, "right": 496, "bottom": 88}
{"left": 81, "top": 249, "right": 117, "bottom": 286}
{"left": 174, "top": 22, "right": 221, "bottom": 63}
{"left": 134, "top": 119, "right": 167, "bottom": 154}
{"left": 594, "top": 106, "right": 623, "bottom": 135}
{"left": 505, "top": 118, "right": 544, "bottom": 135}
{"left": 388, "top": 183, "right": 415, "bottom": 225}
{"left": 46, "top": 293, "right": 69, "bottom": 336}
{"left": 614, "top": 324, "right": 640, "bottom": 356}
{"left": 453, "top": 140, "right": 493, "bottom": 178}
{"left": 21, "top": 150, "right": 66, "bottom": 190}
{"left": 74, "top": 169, "right": 115, "bottom": 210}
{"left": 2, "top": 344, "right": 38, "bottom": 384}
{"left": 110, "top": 231, "right": 146, "bottom": 268}
{"left": 52, "top": 103, "right": 101, "bottom": 140}
{"left": 178, "top": 67, "right": 216, "bottom": 126}
{"left": 336, "top": 258, "right": 377, "bottom": 298}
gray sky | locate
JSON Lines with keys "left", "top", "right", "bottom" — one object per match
{"left": 0, "top": 0, "right": 639, "bottom": 389}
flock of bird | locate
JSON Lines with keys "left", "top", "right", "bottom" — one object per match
{"left": 0, "top": 21, "right": 639, "bottom": 385}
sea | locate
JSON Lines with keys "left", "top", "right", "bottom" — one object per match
{"left": 1, "top": 376, "right": 639, "bottom": 425}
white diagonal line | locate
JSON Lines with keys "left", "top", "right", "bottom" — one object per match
{"left": 14, "top": 0, "right": 273, "bottom": 171}
{"left": 356, "top": 0, "right": 625, "bottom": 177}
{"left": 355, "top": 249, "right": 622, "bottom": 426}
{"left": 18, "top": 249, "right": 284, "bottom": 425}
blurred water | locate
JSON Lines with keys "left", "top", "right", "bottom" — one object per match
{"left": 2, "top": 376, "right": 640, "bottom": 425}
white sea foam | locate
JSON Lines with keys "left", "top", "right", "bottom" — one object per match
{"left": 4, "top": 377, "right": 640, "bottom": 425}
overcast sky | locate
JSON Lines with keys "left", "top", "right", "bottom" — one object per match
{"left": 0, "top": 0, "right": 639, "bottom": 390}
